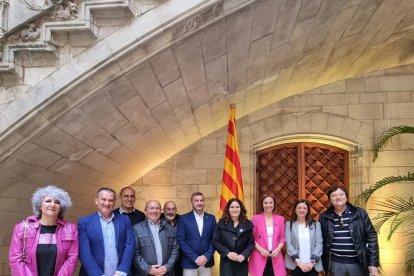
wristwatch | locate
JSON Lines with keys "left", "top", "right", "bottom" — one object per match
{"left": 310, "top": 259, "right": 316, "bottom": 264}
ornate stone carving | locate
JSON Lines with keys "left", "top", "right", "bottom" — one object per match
{"left": 22, "top": 0, "right": 55, "bottom": 11}
{"left": 54, "top": 0, "right": 78, "bottom": 21}
{"left": 172, "top": 3, "right": 223, "bottom": 39}
{"left": 20, "top": 23, "right": 40, "bottom": 41}
{"left": 0, "top": 0, "right": 8, "bottom": 35}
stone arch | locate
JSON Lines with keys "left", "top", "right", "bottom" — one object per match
{"left": 243, "top": 113, "right": 368, "bottom": 209}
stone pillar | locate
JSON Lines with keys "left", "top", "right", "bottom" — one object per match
{"left": 350, "top": 144, "right": 364, "bottom": 202}
{"left": 0, "top": 0, "right": 8, "bottom": 35}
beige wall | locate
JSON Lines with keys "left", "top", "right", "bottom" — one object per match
{"left": 2, "top": 66, "right": 413, "bottom": 274}
{"left": 134, "top": 66, "right": 414, "bottom": 275}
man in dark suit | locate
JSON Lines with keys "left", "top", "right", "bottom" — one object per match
{"left": 177, "top": 192, "right": 216, "bottom": 276}
{"left": 78, "top": 187, "right": 135, "bottom": 276}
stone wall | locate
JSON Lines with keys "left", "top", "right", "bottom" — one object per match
{"left": 132, "top": 66, "right": 414, "bottom": 275}
{"left": 1, "top": 67, "right": 414, "bottom": 274}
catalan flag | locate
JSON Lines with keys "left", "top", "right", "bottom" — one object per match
{"left": 219, "top": 104, "right": 244, "bottom": 218}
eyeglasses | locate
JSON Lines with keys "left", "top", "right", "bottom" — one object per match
{"left": 147, "top": 207, "right": 161, "bottom": 211}
{"left": 338, "top": 216, "right": 344, "bottom": 228}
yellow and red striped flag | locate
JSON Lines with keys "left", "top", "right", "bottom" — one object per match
{"left": 219, "top": 104, "right": 244, "bottom": 218}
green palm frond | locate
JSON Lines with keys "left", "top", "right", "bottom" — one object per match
{"left": 372, "top": 125, "right": 414, "bottom": 162}
{"left": 355, "top": 172, "right": 414, "bottom": 208}
{"left": 406, "top": 245, "right": 414, "bottom": 275}
{"left": 405, "top": 233, "right": 414, "bottom": 245}
{"left": 369, "top": 197, "right": 414, "bottom": 275}
{"left": 370, "top": 197, "right": 414, "bottom": 239}
{"left": 364, "top": 124, "right": 414, "bottom": 273}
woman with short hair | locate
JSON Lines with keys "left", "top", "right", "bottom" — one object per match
{"left": 9, "top": 185, "right": 78, "bottom": 276}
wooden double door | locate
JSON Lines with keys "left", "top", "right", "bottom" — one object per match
{"left": 256, "top": 142, "right": 349, "bottom": 221}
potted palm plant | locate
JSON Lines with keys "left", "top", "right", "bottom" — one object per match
{"left": 356, "top": 125, "right": 414, "bottom": 275}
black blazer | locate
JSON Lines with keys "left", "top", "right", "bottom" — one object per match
{"left": 212, "top": 218, "right": 255, "bottom": 259}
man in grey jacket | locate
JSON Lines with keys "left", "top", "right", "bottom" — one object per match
{"left": 133, "top": 200, "right": 179, "bottom": 275}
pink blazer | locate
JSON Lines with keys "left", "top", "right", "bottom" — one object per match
{"left": 248, "top": 213, "right": 286, "bottom": 276}
{"left": 9, "top": 216, "right": 79, "bottom": 276}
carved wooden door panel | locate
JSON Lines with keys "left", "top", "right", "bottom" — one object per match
{"left": 256, "top": 142, "right": 349, "bottom": 221}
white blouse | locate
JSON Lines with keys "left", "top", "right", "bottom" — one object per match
{"left": 298, "top": 223, "right": 311, "bottom": 262}
{"left": 266, "top": 225, "right": 273, "bottom": 251}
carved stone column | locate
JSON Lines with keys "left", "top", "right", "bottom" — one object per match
{"left": 0, "top": 0, "right": 9, "bottom": 36}
{"left": 23, "top": 0, "right": 52, "bottom": 10}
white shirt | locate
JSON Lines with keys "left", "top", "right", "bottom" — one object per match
{"left": 298, "top": 223, "right": 311, "bottom": 262}
{"left": 266, "top": 225, "right": 273, "bottom": 251}
{"left": 119, "top": 207, "right": 136, "bottom": 214}
{"left": 193, "top": 211, "right": 204, "bottom": 236}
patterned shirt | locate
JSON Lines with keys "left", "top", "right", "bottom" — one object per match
{"left": 331, "top": 207, "right": 359, "bottom": 263}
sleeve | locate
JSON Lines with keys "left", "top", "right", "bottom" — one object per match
{"left": 277, "top": 216, "right": 286, "bottom": 245}
{"left": 239, "top": 222, "right": 255, "bottom": 258}
{"left": 285, "top": 221, "right": 299, "bottom": 260}
{"left": 177, "top": 217, "right": 199, "bottom": 263}
{"left": 78, "top": 218, "right": 104, "bottom": 276}
{"left": 362, "top": 209, "right": 379, "bottom": 267}
{"left": 8, "top": 223, "right": 34, "bottom": 276}
{"left": 117, "top": 218, "right": 135, "bottom": 273}
{"left": 57, "top": 224, "right": 79, "bottom": 276}
{"left": 212, "top": 221, "right": 230, "bottom": 257}
{"left": 202, "top": 217, "right": 217, "bottom": 261}
{"left": 311, "top": 222, "right": 323, "bottom": 261}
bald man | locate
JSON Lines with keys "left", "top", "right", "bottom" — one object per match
{"left": 162, "top": 201, "right": 180, "bottom": 227}
{"left": 133, "top": 200, "right": 179, "bottom": 276}
{"left": 162, "top": 201, "right": 183, "bottom": 276}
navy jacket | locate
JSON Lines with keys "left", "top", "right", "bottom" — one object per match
{"left": 177, "top": 211, "right": 216, "bottom": 269}
{"left": 78, "top": 212, "right": 135, "bottom": 276}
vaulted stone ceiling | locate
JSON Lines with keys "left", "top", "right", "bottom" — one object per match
{"left": 1, "top": 0, "right": 414, "bottom": 218}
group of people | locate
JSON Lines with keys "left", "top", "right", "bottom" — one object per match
{"left": 8, "top": 185, "right": 379, "bottom": 276}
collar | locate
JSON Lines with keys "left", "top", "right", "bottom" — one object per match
{"left": 147, "top": 219, "right": 161, "bottom": 226}
{"left": 119, "top": 206, "right": 136, "bottom": 214}
{"left": 98, "top": 211, "right": 115, "bottom": 222}
{"left": 193, "top": 210, "right": 204, "bottom": 218}
{"left": 334, "top": 205, "right": 349, "bottom": 216}
{"left": 161, "top": 214, "right": 179, "bottom": 226}
{"left": 27, "top": 215, "right": 65, "bottom": 229}
{"left": 326, "top": 203, "right": 356, "bottom": 218}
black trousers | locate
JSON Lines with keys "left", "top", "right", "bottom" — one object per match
{"left": 262, "top": 257, "right": 275, "bottom": 276}
{"left": 291, "top": 267, "right": 318, "bottom": 276}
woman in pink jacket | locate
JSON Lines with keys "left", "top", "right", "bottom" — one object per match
{"left": 248, "top": 194, "right": 286, "bottom": 276}
{"left": 9, "top": 186, "right": 78, "bottom": 276}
